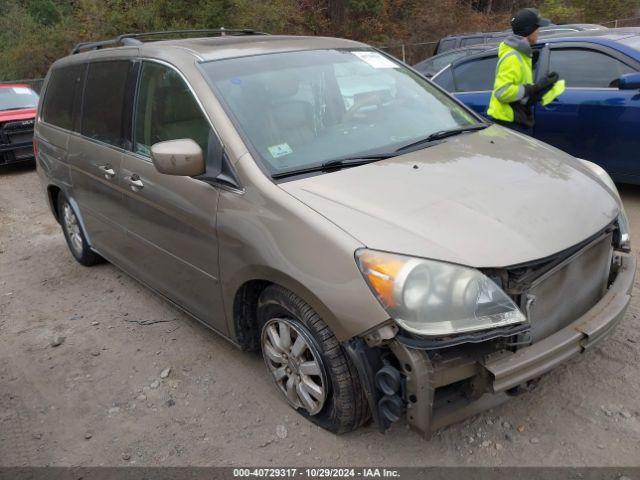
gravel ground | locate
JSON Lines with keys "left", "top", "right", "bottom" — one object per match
{"left": 1, "top": 164, "right": 640, "bottom": 467}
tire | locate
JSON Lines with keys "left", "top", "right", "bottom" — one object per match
{"left": 57, "top": 194, "right": 103, "bottom": 267}
{"left": 257, "top": 285, "right": 370, "bottom": 433}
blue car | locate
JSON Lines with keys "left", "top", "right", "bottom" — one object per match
{"left": 431, "top": 28, "right": 640, "bottom": 184}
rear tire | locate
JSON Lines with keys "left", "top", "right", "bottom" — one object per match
{"left": 57, "top": 194, "right": 103, "bottom": 267}
{"left": 257, "top": 285, "right": 370, "bottom": 433}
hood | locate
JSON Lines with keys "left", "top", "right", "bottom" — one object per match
{"left": 280, "top": 126, "right": 620, "bottom": 268}
{"left": 502, "top": 36, "right": 532, "bottom": 57}
{"left": 0, "top": 108, "right": 37, "bottom": 123}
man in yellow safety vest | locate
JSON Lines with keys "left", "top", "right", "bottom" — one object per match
{"left": 487, "top": 8, "right": 564, "bottom": 133}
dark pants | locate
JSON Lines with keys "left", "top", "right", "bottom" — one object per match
{"left": 493, "top": 119, "right": 532, "bottom": 136}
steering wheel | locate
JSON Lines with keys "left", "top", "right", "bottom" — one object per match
{"left": 342, "top": 94, "right": 382, "bottom": 123}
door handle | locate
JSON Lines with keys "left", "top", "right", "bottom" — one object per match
{"left": 98, "top": 164, "right": 116, "bottom": 179}
{"left": 542, "top": 97, "right": 561, "bottom": 111}
{"left": 126, "top": 174, "right": 144, "bottom": 192}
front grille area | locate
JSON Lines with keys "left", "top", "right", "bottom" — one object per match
{"left": 0, "top": 119, "right": 35, "bottom": 165}
{"left": 516, "top": 233, "right": 614, "bottom": 342}
{"left": 8, "top": 132, "right": 32, "bottom": 144}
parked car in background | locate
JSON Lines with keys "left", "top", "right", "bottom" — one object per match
{"left": 434, "top": 23, "right": 606, "bottom": 54}
{"left": 432, "top": 28, "right": 640, "bottom": 184}
{"left": 413, "top": 45, "right": 493, "bottom": 78}
{"left": 36, "top": 30, "right": 633, "bottom": 440}
{"left": 0, "top": 84, "right": 38, "bottom": 168}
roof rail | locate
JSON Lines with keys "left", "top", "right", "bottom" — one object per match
{"left": 70, "top": 28, "right": 268, "bottom": 55}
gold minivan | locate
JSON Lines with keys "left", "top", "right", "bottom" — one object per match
{"left": 35, "top": 30, "right": 635, "bottom": 438}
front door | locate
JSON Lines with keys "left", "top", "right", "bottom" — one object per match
{"left": 117, "top": 61, "right": 225, "bottom": 333}
{"left": 534, "top": 44, "right": 640, "bottom": 182}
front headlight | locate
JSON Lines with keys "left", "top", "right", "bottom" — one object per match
{"left": 579, "top": 158, "right": 630, "bottom": 251}
{"left": 355, "top": 249, "right": 526, "bottom": 336}
{"left": 617, "top": 211, "right": 631, "bottom": 252}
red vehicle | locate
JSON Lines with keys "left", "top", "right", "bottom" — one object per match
{"left": 0, "top": 83, "right": 39, "bottom": 167}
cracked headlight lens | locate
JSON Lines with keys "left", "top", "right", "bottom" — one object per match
{"left": 356, "top": 249, "right": 526, "bottom": 336}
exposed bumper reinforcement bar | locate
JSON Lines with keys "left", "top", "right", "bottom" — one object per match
{"left": 483, "top": 252, "right": 635, "bottom": 393}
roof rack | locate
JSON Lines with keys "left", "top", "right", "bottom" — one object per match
{"left": 70, "top": 28, "right": 268, "bottom": 55}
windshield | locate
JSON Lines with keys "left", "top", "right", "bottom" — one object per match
{"left": 0, "top": 86, "right": 38, "bottom": 111}
{"left": 201, "top": 49, "right": 477, "bottom": 175}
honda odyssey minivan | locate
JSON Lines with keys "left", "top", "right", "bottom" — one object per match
{"left": 35, "top": 30, "right": 635, "bottom": 438}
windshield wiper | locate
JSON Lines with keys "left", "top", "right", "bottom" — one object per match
{"left": 395, "top": 123, "right": 490, "bottom": 153}
{"left": 272, "top": 152, "right": 396, "bottom": 180}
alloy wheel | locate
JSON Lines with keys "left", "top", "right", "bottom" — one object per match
{"left": 261, "top": 317, "right": 328, "bottom": 415}
{"left": 62, "top": 202, "right": 83, "bottom": 256}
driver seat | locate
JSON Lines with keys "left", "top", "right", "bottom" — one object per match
{"left": 266, "top": 75, "right": 315, "bottom": 148}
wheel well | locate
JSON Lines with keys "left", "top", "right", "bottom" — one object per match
{"left": 233, "top": 280, "right": 272, "bottom": 351}
{"left": 47, "top": 185, "right": 62, "bottom": 222}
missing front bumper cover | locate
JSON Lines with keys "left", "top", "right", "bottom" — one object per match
{"left": 349, "top": 252, "right": 635, "bottom": 440}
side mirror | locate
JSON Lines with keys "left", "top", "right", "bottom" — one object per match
{"left": 618, "top": 72, "right": 640, "bottom": 90}
{"left": 150, "top": 139, "right": 205, "bottom": 176}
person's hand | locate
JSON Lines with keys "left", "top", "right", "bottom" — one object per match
{"left": 524, "top": 72, "right": 560, "bottom": 105}
{"left": 529, "top": 72, "right": 560, "bottom": 99}
{"left": 534, "top": 72, "right": 558, "bottom": 93}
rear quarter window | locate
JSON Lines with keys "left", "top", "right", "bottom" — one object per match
{"left": 42, "top": 65, "right": 85, "bottom": 131}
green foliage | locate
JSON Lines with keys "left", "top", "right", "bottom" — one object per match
{"left": 540, "top": 0, "right": 581, "bottom": 23}
{"left": 27, "top": 0, "right": 61, "bottom": 26}
{"left": 540, "top": 0, "right": 640, "bottom": 23}
{"left": 347, "top": 0, "right": 384, "bottom": 15}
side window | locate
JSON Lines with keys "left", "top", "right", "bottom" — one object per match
{"left": 549, "top": 48, "right": 635, "bottom": 88}
{"left": 490, "top": 35, "right": 508, "bottom": 44}
{"left": 42, "top": 64, "right": 84, "bottom": 131}
{"left": 134, "top": 62, "right": 210, "bottom": 157}
{"left": 452, "top": 56, "right": 498, "bottom": 92}
{"left": 81, "top": 60, "right": 131, "bottom": 148}
{"left": 429, "top": 51, "right": 464, "bottom": 72}
{"left": 432, "top": 66, "right": 455, "bottom": 91}
{"left": 438, "top": 39, "right": 457, "bottom": 53}
{"left": 460, "top": 37, "right": 484, "bottom": 47}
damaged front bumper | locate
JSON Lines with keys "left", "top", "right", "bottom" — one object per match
{"left": 346, "top": 251, "right": 636, "bottom": 439}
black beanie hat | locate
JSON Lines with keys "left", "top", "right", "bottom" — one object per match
{"left": 511, "top": 8, "right": 551, "bottom": 37}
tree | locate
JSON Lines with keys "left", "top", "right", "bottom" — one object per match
{"left": 540, "top": 0, "right": 582, "bottom": 23}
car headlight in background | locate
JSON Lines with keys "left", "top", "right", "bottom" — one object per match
{"left": 355, "top": 249, "right": 526, "bottom": 336}
{"left": 579, "top": 158, "right": 630, "bottom": 252}
{"left": 617, "top": 211, "right": 631, "bottom": 252}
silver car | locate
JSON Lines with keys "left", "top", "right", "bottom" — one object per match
{"left": 34, "top": 30, "right": 635, "bottom": 438}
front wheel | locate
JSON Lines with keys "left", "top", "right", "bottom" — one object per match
{"left": 257, "top": 285, "right": 370, "bottom": 433}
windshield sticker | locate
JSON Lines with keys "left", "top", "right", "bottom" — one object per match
{"left": 12, "top": 87, "right": 32, "bottom": 95}
{"left": 352, "top": 51, "right": 399, "bottom": 69}
{"left": 268, "top": 143, "right": 293, "bottom": 158}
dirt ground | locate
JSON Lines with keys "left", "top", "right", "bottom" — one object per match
{"left": 1, "top": 163, "right": 640, "bottom": 467}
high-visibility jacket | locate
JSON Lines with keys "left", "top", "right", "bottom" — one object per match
{"left": 487, "top": 41, "right": 533, "bottom": 123}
